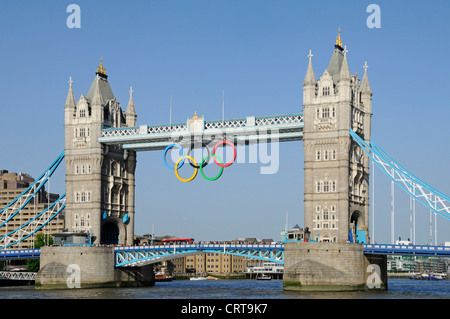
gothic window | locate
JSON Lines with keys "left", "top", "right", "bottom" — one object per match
{"left": 323, "top": 211, "right": 329, "bottom": 220}
{"left": 80, "top": 216, "right": 85, "bottom": 227}
{"left": 323, "top": 181, "right": 329, "bottom": 192}
{"left": 324, "top": 150, "right": 329, "bottom": 160}
{"left": 316, "top": 205, "right": 321, "bottom": 213}
{"left": 322, "top": 107, "right": 330, "bottom": 118}
{"left": 331, "top": 205, "right": 336, "bottom": 213}
{"left": 81, "top": 192, "right": 86, "bottom": 202}
{"left": 80, "top": 128, "right": 86, "bottom": 137}
{"left": 316, "top": 181, "right": 321, "bottom": 193}
{"left": 332, "top": 107, "right": 336, "bottom": 118}
{"left": 332, "top": 181, "right": 337, "bottom": 192}
{"left": 316, "top": 151, "right": 321, "bottom": 161}
{"left": 111, "top": 189, "right": 120, "bottom": 204}
{"left": 88, "top": 165, "right": 92, "bottom": 174}
{"left": 87, "top": 192, "right": 91, "bottom": 202}
{"left": 80, "top": 109, "right": 86, "bottom": 118}
{"left": 111, "top": 162, "right": 120, "bottom": 177}
{"left": 75, "top": 166, "right": 79, "bottom": 175}
{"left": 316, "top": 108, "right": 320, "bottom": 119}
{"left": 75, "top": 128, "right": 78, "bottom": 138}
{"left": 322, "top": 86, "right": 330, "bottom": 96}
{"left": 332, "top": 150, "right": 337, "bottom": 160}
{"left": 75, "top": 192, "right": 80, "bottom": 202}
{"left": 81, "top": 165, "right": 85, "bottom": 174}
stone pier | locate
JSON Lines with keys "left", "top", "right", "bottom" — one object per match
{"left": 35, "top": 246, "right": 154, "bottom": 289}
{"left": 283, "top": 242, "right": 387, "bottom": 291}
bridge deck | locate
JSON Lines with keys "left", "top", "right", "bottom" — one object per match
{"left": 1, "top": 244, "right": 449, "bottom": 265}
{"left": 99, "top": 113, "right": 304, "bottom": 151}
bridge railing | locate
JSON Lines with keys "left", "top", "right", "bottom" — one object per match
{"left": 363, "top": 244, "right": 450, "bottom": 256}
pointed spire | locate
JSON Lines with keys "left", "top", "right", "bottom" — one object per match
{"left": 90, "top": 77, "right": 104, "bottom": 106}
{"left": 303, "top": 50, "right": 316, "bottom": 86}
{"left": 339, "top": 45, "right": 351, "bottom": 81}
{"left": 65, "top": 76, "right": 76, "bottom": 109}
{"left": 126, "top": 86, "right": 137, "bottom": 126}
{"left": 361, "top": 61, "right": 372, "bottom": 93}
{"left": 126, "top": 86, "right": 136, "bottom": 115}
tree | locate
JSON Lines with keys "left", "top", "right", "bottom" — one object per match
{"left": 26, "top": 232, "right": 53, "bottom": 272}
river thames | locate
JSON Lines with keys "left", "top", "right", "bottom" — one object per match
{"left": 0, "top": 278, "right": 448, "bottom": 299}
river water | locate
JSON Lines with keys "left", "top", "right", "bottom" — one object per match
{"left": 0, "top": 278, "right": 448, "bottom": 299}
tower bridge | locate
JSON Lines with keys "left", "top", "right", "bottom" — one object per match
{"left": 1, "top": 30, "right": 449, "bottom": 290}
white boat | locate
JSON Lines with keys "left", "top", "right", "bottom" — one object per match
{"left": 256, "top": 274, "right": 272, "bottom": 280}
{"left": 190, "top": 276, "right": 207, "bottom": 281}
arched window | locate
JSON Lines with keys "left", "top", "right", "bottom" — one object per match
{"left": 111, "top": 162, "right": 120, "bottom": 177}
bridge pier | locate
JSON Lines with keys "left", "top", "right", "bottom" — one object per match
{"left": 35, "top": 246, "right": 154, "bottom": 289}
{"left": 283, "top": 242, "right": 387, "bottom": 291}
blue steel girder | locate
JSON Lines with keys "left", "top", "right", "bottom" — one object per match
{"left": 0, "top": 194, "right": 66, "bottom": 249}
{"left": 114, "top": 244, "right": 284, "bottom": 267}
{"left": 99, "top": 113, "right": 303, "bottom": 151}
{"left": 1, "top": 243, "right": 449, "bottom": 263}
{"left": 350, "top": 129, "right": 450, "bottom": 220}
{"left": 0, "top": 151, "right": 65, "bottom": 229}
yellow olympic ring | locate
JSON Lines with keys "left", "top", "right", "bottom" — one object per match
{"left": 174, "top": 156, "right": 198, "bottom": 182}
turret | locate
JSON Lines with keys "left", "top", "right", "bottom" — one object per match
{"left": 337, "top": 46, "right": 351, "bottom": 101}
{"left": 303, "top": 50, "right": 316, "bottom": 104}
{"left": 126, "top": 87, "right": 137, "bottom": 127}
{"left": 64, "top": 77, "right": 76, "bottom": 124}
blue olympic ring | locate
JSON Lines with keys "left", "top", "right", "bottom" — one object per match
{"left": 163, "top": 144, "right": 185, "bottom": 170}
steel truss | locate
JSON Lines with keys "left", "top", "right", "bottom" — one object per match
{"left": 350, "top": 129, "right": 450, "bottom": 220}
{"left": 0, "top": 271, "right": 36, "bottom": 281}
{"left": 114, "top": 244, "right": 284, "bottom": 267}
{"left": 0, "top": 151, "right": 65, "bottom": 229}
{"left": 0, "top": 194, "right": 66, "bottom": 249}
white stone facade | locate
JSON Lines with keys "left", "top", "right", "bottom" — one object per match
{"left": 302, "top": 39, "right": 372, "bottom": 243}
{"left": 64, "top": 63, "right": 137, "bottom": 245}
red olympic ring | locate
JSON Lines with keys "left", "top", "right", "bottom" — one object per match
{"left": 212, "top": 140, "right": 236, "bottom": 168}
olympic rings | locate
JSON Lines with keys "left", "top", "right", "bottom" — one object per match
{"left": 212, "top": 140, "right": 236, "bottom": 167}
{"left": 164, "top": 140, "right": 236, "bottom": 182}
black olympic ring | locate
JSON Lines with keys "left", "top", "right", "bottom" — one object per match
{"left": 186, "top": 142, "right": 210, "bottom": 169}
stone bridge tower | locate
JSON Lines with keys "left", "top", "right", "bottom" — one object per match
{"left": 64, "top": 59, "right": 137, "bottom": 245}
{"left": 302, "top": 30, "right": 373, "bottom": 243}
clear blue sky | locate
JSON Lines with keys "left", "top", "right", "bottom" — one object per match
{"left": 1, "top": 1, "right": 449, "bottom": 244}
